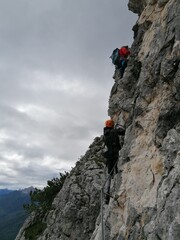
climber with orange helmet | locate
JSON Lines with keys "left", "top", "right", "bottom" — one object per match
{"left": 103, "top": 119, "right": 125, "bottom": 204}
{"left": 104, "top": 119, "right": 114, "bottom": 128}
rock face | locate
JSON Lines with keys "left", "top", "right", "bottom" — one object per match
{"left": 16, "top": 137, "right": 105, "bottom": 240}
{"left": 16, "top": 0, "right": 180, "bottom": 239}
{"left": 93, "top": 0, "right": 180, "bottom": 239}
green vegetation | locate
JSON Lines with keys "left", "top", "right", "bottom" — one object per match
{"left": 24, "top": 221, "right": 47, "bottom": 240}
{"left": 24, "top": 172, "right": 69, "bottom": 214}
{"left": 23, "top": 172, "right": 69, "bottom": 239}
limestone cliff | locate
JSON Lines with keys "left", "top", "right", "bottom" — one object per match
{"left": 16, "top": 137, "right": 105, "bottom": 240}
{"left": 16, "top": 0, "right": 180, "bottom": 239}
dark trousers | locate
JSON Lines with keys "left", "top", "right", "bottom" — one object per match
{"left": 104, "top": 153, "right": 119, "bottom": 204}
{"left": 107, "top": 153, "right": 119, "bottom": 176}
{"left": 117, "top": 59, "right": 127, "bottom": 78}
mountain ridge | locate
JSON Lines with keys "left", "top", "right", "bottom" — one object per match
{"left": 0, "top": 188, "right": 32, "bottom": 240}
{"left": 0, "top": 189, "right": 14, "bottom": 196}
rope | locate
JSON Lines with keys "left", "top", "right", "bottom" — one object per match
{"left": 101, "top": 157, "right": 120, "bottom": 240}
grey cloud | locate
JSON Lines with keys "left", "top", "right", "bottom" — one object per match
{"left": 0, "top": 0, "right": 137, "bottom": 189}
{"left": 0, "top": 163, "right": 61, "bottom": 189}
{"left": 0, "top": 0, "right": 136, "bottom": 78}
{"left": 1, "top": 140, "right": 45, "bottom": 159}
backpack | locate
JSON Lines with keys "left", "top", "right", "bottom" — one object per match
{"left": 110, "top": 48, "right": 120, "bottom": 65}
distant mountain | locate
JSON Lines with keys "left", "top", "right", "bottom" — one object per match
{"left": 0, "top": 189, "right": 32, "bottom": 240}
{"left": 0, "top": 189, "right": 13, "bottom": 196}
{"left": 19, "top": 186, "right": 35, "bottom": 194}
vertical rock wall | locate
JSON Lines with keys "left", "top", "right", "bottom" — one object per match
{"left": 91, "top": 0, "right": 180, "bottom": 239}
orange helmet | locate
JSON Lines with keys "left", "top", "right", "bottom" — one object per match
{"left": 105, "top": 119, "right": 114, "bottom": 128}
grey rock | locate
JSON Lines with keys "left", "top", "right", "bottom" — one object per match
{"left": 148, "top": 0, "right": 158, "bottom": 5}
{"left": 128, "top": 0, "right": 148, "bottom": 15}
{"left": 158, "top": 0, "right": 169, "bottom": 8}
{"left": 16, "top": 137, "right": 105, "bottom": 240}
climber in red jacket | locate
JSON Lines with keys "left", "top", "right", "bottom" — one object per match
{"left": 119, "top": 46, "right": 130, "bottom": 59}
{"left": 118, "top": 46, "right": 130, "bottom": 78}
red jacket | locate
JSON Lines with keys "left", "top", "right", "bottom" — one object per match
{"left": 119, "top": 47, "right": 130, "bottom": 59}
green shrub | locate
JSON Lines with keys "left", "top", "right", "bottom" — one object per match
{"left": 24, "top": 172, "right": 69, "bottom": 214}
{"left": 24, "top": 221, "right": 47, "bottom": 240}
{"left": 24, "top": 172, "right": 69, "bottom": 239}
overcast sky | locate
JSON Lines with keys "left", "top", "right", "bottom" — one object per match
{"left": 0, "top": 0, "right": 137, "bottom": 189}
